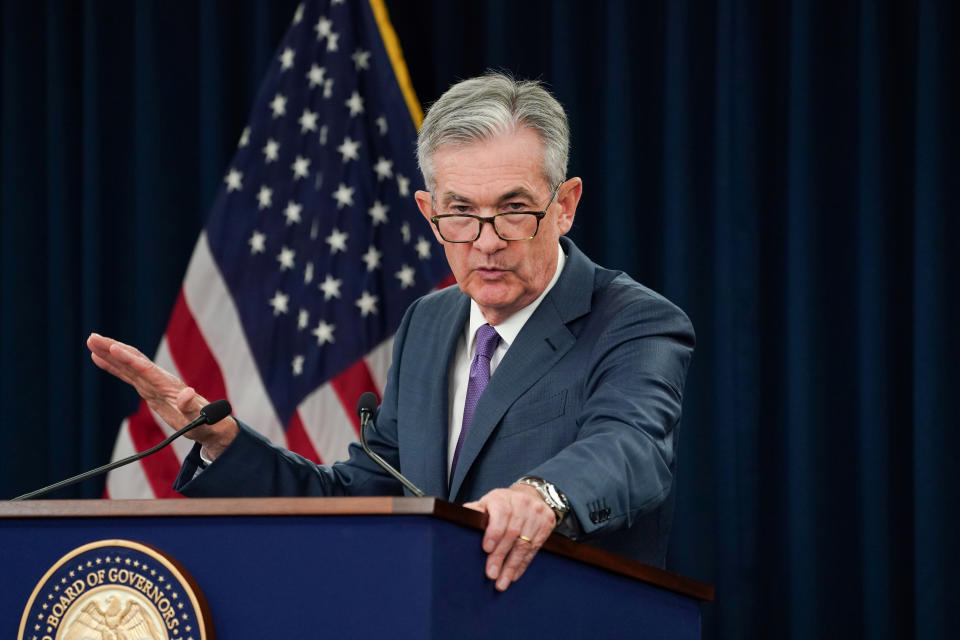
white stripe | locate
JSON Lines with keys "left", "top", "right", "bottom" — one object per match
{"left": 105, "top": 419, "right": 156, "bottom": 499}
{"left": 363, "top": 337, "right": 394, "bottom": 394}
{"left": 149, "top": 338, "right": 195, "bottom": 462}
{"left": 297, "top": 383, "right": 358, "bottom": 464}
{"left": 181, "top": 232, "right": 288, "bottom": 447}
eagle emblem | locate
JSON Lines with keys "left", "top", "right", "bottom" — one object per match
{"left": 62, "top": 595, "right": 164, "bottom": 640}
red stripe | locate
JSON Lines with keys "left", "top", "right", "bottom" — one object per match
{"left": 166, "top": 290, "right": 229, "bottom": 404}
{"left": 102, "top": 486, "right": 110, "bottom": 499}
{"left": 437, "top": 273, "right": 457, "bottom": 289}
{"left": 330, "top": 359, "right": 381, "bottom": 435}
{"left": 126, "top": 402, "right": 185, "bottom": 498}
{"left": 285, "top": 411, "right": 322, "bottom": 463}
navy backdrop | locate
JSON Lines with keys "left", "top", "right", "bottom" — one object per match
{"left": 0, "top": 1, "right": 956, "bottom": 638}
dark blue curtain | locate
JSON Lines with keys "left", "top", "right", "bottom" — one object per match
{"left": 1, "top": 1, "right": 956, "bottom": 638}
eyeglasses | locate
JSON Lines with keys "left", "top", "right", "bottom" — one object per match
{"left": 429, "top": 182, "right": 562, "bottom": 243}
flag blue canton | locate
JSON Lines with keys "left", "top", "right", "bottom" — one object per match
{"left": 203, "top": 0, "right": 449, "bottom": 426}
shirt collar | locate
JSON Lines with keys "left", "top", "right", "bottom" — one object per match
{"left": 466, "top": 244, "right": 567, "bottom": 350}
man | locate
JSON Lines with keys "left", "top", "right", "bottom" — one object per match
{"left": 87, "top": 73, "right": 694, "bottom": 592}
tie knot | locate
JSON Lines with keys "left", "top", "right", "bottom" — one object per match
{"left": 475, "top": 324, "right": 500, "bottom": 359}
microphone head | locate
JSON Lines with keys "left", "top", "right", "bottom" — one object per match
{"left": 356, "top": 392, "right": 379, "bottom": 418}
{"left": 200, "top": 399, "right": 232, "bottom": 424}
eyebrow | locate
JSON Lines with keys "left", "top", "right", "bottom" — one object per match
{"left": 439, "top": 187, "right": 538, "bottom": 205}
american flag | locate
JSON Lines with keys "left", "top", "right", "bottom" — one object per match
{"left": 105, "top": 0, "right": 451, "bottom": 498}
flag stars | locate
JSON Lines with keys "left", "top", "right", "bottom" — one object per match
{"left": 312, "top": 320, "right": 336, "bottom": 346}
{"left": 327, "top": 32, "right": 340, "bottom": 52}
{"left": 314, "top": 16, "right": 333, "bottom": 39}
{"left": 277, "top": 246, "right": 296, "bottom": 270}
{"left": 293, "top": 3, "right": 304, "bottom": 24}
{"left": 345, "top": 91, "right": 364, "bottom": 117}
{"left": 396, "top": 174, "right": 410, "bottom": 196}
{"left": 269, "top": 93, "right": 287, "bottom": 118}
{"left": 415, "top": 236, "right": 432, "bottom": 259}
{"left": 283, "top": 201, "right": 302, "bottom": 225}
{"left": 224, "top": 168, "right": 243, "bottom": 192}
{"left": 263, "top": 138, "right": 280, "bottom": 163}
{"left": 292, "top": 355, "right": 305, "bottom": 376}
{"left": 368, "top": 200, "right": 389, "bottom": 225}
{"left": 257, "top": 185, "right": 273, "bottom": 209}
{"left": 373, "top": 157, "right": 393, "bottom": 181}
{"left": 332, "top": 183, "right": 355, "bottom": 208}
{"left": 304, "top": 261, "right": 314, "bottom": 284}
{"left": 394, "top": 264, "right": 415, "bottom": 289}
{"left": 292, "top": 155, "right": 311, "bottom": 180}
{"left": 319, "top": 274, "right": 343, "bottom": 300}
{"left": 337, "top": 136, "right": 360, "bottom": 162}
{"left": 362, "top": 246, "right": 382, "bottom": 271}
{"left": 238, "top": 127, "right": 250, "bottom": 147}
{"left": 355, "top": 291, "right": 379, "bottom": 317}
{"left": 269, "top": 291, "right": 289, "bottom": 316}
{"left": 298, "top": 308, "right": 310, "bottom": 329}
{"left": 249, "top": 231, "right": 266, "bottom": 254}
{"left": 376, "top": 116, "right": 388, "bottom": 135}
{"left": 299, "top": 109, "right": 318, "bottom": 133}
{"left": 307, "top": 64, "right": 326, "bottom": 88}
{"left": 401, "top": 222, "right": 411, "bottom": 244}
{"left": 326, "top": 227, "right": 349, "bottom": 253}
{"left": 279, "top": 47, "right": 295, "bottom": 71}
{"left": 352, "top": 49, "right": 371, "bottom": 71}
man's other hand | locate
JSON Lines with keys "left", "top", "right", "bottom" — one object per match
{"left": 463, "top": 484, "right": 556, "bottom": 591}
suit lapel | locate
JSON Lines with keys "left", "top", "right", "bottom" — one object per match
{"left": 414, "top": 293, "right": 469, "bottom": 499}
{"left": 447, "top": 238, "right": 595, "bottom": 500}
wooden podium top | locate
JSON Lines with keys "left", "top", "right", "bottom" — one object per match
{"left": 0, "top": 496, "right": 713, "bottom": 601}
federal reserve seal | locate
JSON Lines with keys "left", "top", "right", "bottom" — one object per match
{"left": 18, "top": 539, "right": 212, "bottom": 640}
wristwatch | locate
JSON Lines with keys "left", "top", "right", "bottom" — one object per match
{"left": 514, "top": 476, "right": 570, "bottom": 525}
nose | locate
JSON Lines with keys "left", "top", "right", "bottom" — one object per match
{"left": 472, "top": 218, "right": 507, "bottom": 253}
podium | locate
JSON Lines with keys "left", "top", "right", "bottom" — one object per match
{"left": 1, "top": 498, "right": 712, "bottom": 638}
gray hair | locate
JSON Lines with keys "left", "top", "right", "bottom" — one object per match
{"left": 416, "top": 72, "right": 570, "bottom": 191}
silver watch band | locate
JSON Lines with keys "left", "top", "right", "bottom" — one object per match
{"left": 515, "top": 476, "right": 570, "bottom": 524}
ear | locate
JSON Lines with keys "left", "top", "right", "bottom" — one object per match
{"left": 555, "top": 177, "right": 582, "bottom": 236}
{"left": 415, "top": 190, "right": 444, "bottom": 243}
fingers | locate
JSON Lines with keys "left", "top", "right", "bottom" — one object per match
{"left": 482, "top": 492, "right": 525, "bottom": 584}
{"left": 498, "top": 518, "right": 552, "bottom": 588}
{"left": 87, "top": 332, "right": 195, "bottom": 429}
{"left": 90, "top": 352, "right": 138, "bottom": 387}
{"left": 476, "top": 487, "right": 556, "bottom": 591}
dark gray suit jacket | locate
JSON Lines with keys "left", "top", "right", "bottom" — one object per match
{"left": 175, "top": 237, "right": 694, "bottom": 567}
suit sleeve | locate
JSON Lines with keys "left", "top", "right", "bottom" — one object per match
{"left": 523, "top": 290, "right": 695, "bottom": 538}
{"left": 172, "top": 299, "right": 421, "bottom": 498}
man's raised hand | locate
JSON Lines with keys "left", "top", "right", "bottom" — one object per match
{"left": 86, "top": 333, "right": 237, "bottom": 458}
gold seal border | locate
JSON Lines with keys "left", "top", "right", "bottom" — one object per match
{"left": 17, "top": 538, "right": 211, "bottom": 640}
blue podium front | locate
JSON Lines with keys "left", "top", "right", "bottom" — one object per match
{"left": 0, "top": 498, "right": 710, "bottom": 639}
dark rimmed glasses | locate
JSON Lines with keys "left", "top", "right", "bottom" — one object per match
{"left": 429, "top": 181, "right": 562, "bottom": 243}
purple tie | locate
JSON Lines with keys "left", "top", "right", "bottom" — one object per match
{"left": 450, "top": 324, "right": 501, "bottom": 478}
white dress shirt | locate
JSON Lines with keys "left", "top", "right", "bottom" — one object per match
{"left": 446, "top": 246, "right": 567, "bottom": 473}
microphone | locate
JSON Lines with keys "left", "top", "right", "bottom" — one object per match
{"left": 356, "top": 392, "right": 424, "bottom": 497}
{"left": 11, "top": 399, "right": 232, "bottom": 501}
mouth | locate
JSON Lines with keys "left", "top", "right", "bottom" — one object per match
{"left": 473, "top": 266, "right": 508, "bottom": 279}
